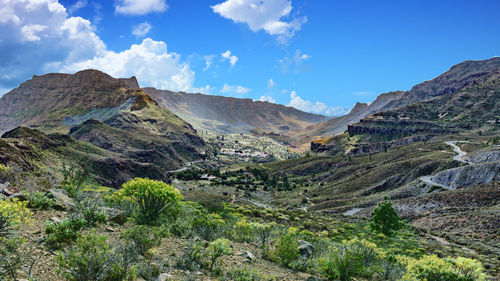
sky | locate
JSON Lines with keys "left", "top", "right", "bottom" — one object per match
{"left": 1, "top": 0, "right": 499, "bottom": 116}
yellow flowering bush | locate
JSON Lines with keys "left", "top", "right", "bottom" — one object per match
{"left": 121, "top": 178, "right": 183, "bottom": 225}
{"left": 400, "top": 255, "right": 487, "bottom": 281}
{"left": 0, "top": 199, "right": 32, "bottom": 239}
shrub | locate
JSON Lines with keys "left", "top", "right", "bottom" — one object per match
{"left": 45, "top": 217, "right": 86, "bottom": 249}
{"left": 0, "top": 237, "right": 23, "bottom": 280}
{"left": 57, "top": 232, "right": 112, "bottom": 281}
{"left": 227, "top": 266, "right": 276, "bottom": 281}
{"left": 318, "top": 246, "right": 365, "bottom": 281}
{"left": 175, "top": 239, "right": 205, "bottom": 271}
{"left": 60, "top": 165, "right": 89, "bottom": 198}
{"left": 122, "top": 225, "right": 162, "bottom": 257}
{"left": 23, "top": 191, "right": 55, "bottom": 210}
{"left": 253, "top": 222, "right": 275, "bottom": 254}
{"left": 401, "top": 255, "right": 487, "bottom": 281}
{"left": 76, "top": 194, "right": 106, "bottom": 226}
{"left": 0, "top": 199, "right": 31, "bottom": 238}
{"left": 233, "top": 219, "right": 254, "bottom": 243}
{"left": 192, "top": 212, "right": 228, "bottom": 241}
{"left": 206, "top": 238, "right": 232, "bottom": 271}
{"left": 371, "top": 197, "right": 401, "bottom": 236}
{"left": 273, "top": 228, "right": 299, "bottom": 267}
{"left": 121, "top": 178, "right": 183, "bottom": 225}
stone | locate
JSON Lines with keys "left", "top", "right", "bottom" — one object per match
{"left": 298, "top": 240, "right": 314, "bottom": 258}
{"left": 239, "top": 250, "right": 256, "bottom": 262}
{"left": 306, "top": 276, "right": 322, "bottom": 281}
{"left": 45, "top": 188, "right": 75, "bottom": 211}
{"left": 98, "top": 207, "right": 127, "bottom": 225}
{"left": 158, "top": 273, "right": 174, "bottom": 281}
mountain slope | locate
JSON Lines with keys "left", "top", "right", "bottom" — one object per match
{"left": 0, "top": 70, "right": 207, "bottom": 178}
{"left": 142, "top": 88, "right": 329, "bottom": 135}
{"left": 309, "top": 57, "right": 500, "bottom": 151}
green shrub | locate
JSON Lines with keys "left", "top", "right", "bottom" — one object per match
{"left": 76, "top": 195, "right": 106, "bottom": 226}
{"left": 122, "top": 225, "right": 162, "bottom": 257}
{"left": 227, "top": 266, "right": 276, "bottom": 281}
{"left": 192, "top": 212, "right": 228, "bottom": 241}
{"left": 401, "top": 255, "right": 487, "bottom": 281}
{"left": 121, "top": 178, "right": 183, "bottom": 225}
{"left": 45, "top": 217, "right": 86, "bottom": 249}
{"left": 273, "top": 228, "right": 299, "bottom": 267}
{"left": 370, "top": 197, "right": 401, "bottom": 236}
{"left": 206, "top": 238, "right": 232, "bottom": 271}
{"left": 57, "top": 232, "right": 112, "bottom": 281}
{"left": 23, "top": 191, "right": 55, "bottom": 210}
{"left": 60, "top": 165, "right": 88, "bottom": 198}
{"left": 175, "top": 239, "right": 205, "bottom": 271}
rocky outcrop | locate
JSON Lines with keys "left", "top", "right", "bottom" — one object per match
{"left": 429, "top": 161, "right": 500, "bottom": 189}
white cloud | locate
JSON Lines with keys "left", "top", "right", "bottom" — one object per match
{"left": 62, "top": 38, "right": 199, "bottom": 92}
{"left": 221, "top": 50, "right": 238, "bottom": 66}
{"left": 257, "top": 95, "right": 275, "bottom": 103}
{"left": 267, "top": 78, "right": 275, "bottom": 88}
{"left": 0, "top": 0, "right": 106, "bottom": 88}
{"left": 279, "top": 49, "right": 311, "bottom": 73}
{"left": 287, "top": 90, "right": 347, "bottom": 116}
{"left": 132, "top": 22, "right": 152, "bottom": 37}
{"left": 203, "top": 55, "right": 215, "bottom": 71}
{"left": 67, "top": 0, "right": 87, "bottom": 14}
{"left": 211, "top": 0, "right": 306, "bottom": 44}
{"left": 115, "top": 0, "right": 168, "bottom": 15}
{"left": 220, "top": 83, "right": 250, "bottom": 94}
{"left": 0, "top": 0, "right": 207, "bottom": 93}
{"left": 325, "top": 106, "right": 350, "bottom": 116}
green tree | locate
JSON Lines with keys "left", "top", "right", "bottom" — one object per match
{"left": 370, "top": 197, "right": 400, "bottom": 236}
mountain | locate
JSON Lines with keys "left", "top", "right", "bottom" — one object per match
{"left": 0, "top": 70, "right": 206, "bottom": 181}
{"left": 310, "top": 57, "right": 500, "bottom": 152}
{"left": 142, "top": 87, "right": 329, "bottom": 135}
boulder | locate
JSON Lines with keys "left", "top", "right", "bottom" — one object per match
{"left": 0, "top": 182, "right": 18, "bottom": 196}
{"left": 306, "top": 276, "right": 323, "bottom": 281}
{"left": 98, "top": 207, "right": 127, "bottom": 224}
{"left": 45, "top": 189, "right": 75, "bottom": 211}
{"left": 298, "top": 240, "right": 314, "bottom": 258}
{"left": 239, "top": 250, "right": 256, "bottom": 262}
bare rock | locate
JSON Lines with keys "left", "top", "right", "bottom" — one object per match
{"left": 45, "top": 189, "right": 75, "bottom": 211}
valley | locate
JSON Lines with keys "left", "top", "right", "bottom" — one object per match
{"left": 0, "top": 58, "right": 498, "bottom": 281}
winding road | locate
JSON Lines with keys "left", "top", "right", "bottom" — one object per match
{"left": 420, "top": 141, "right": 474, "bottom": 190}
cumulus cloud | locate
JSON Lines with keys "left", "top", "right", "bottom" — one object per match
{"left": 0, "top": 0, "right": 206, "bottom": 94}
{"left": 221, "top": 50, "right": 238, "bottom": 66}
{"left": 132, "top": 22, "right": 152, "bottom": 37}
{"left": 267, "top": 78, "right": 275, "bottom": 88}
{"left": 220, "top": 83, "right": 250, "bottom": 94}
{"left": 211, "top": 0, "right": 306, "bottom": 44}
{"left": 62, "top": 38, "right": 199, "bottom": 92}
{"left": 257, "top": 95, "right": 276, "bottom": 103}
{"left": 115, "top": 0, "right": 168, "bottom": 15}
{"left": 0, "top": 0, "right": 106, "bottom": 89}
{"left": 287, "top": 90, "right": 348, "bottom": 116}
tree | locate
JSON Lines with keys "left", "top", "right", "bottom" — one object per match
{"left": 370, "top": 197, "right": 400, "bottom": 236}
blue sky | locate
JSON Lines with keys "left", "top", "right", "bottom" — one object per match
{"left": 1, "top": 0, "right": 499, "bottom": 116}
